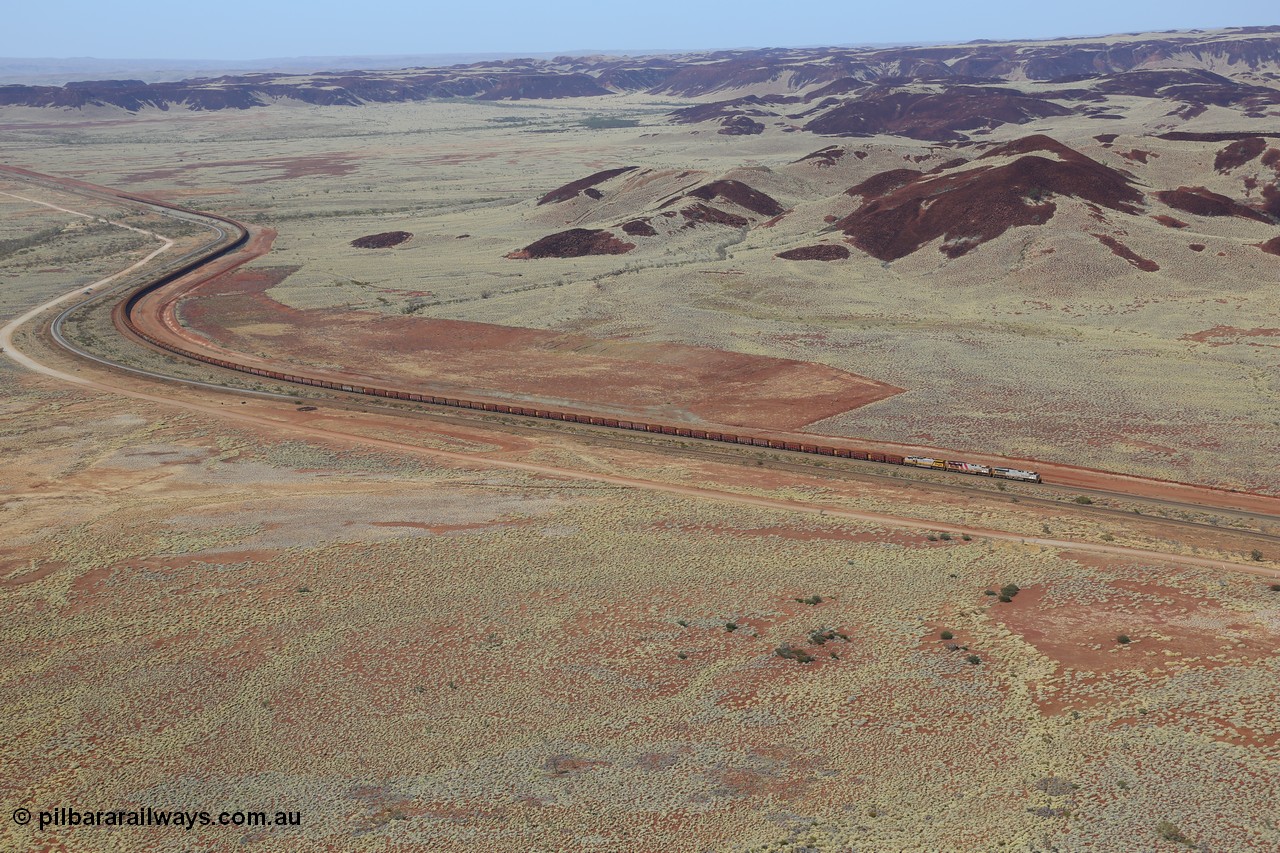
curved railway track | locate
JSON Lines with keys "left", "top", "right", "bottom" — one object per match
{"left": 9, "top": 165, "right": 1280, "bottom": 551}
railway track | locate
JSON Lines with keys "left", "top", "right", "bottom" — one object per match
{"left": 10, "top": 165, "right": 1280, "bottom": 553}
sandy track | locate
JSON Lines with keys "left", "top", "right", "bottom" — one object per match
{"left": 0, "top": 189, "right": 174, "bottom": 378}
{"left": 2, "top": 169, "right": 1278, "bottom": 580}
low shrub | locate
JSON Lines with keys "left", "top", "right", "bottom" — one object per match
{"left": 809, "top": 627, "right": 849, "bottom": 645}
{"left": 776, "top": 645, "right": 816, "bottom": 664}
{"left": 1155, "top": 821, "right": 1190, "bottom": 844}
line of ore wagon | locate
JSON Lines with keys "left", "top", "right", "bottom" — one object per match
{"left": 113, "top": 203, "right": 1043, "bottom": 485}
{"left": 120, "top": 306, "right": 1042, "bottom": 484}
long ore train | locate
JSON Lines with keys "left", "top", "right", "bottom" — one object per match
{"left": 120, "top": 311, "right": 1044, "bottom": 483}
{"left": 112, "top": 209, "right": 1042, "bottom": 486}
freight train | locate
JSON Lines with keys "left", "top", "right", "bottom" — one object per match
{"left": 110, "top": 207, "right": 1042, "bottom": 487}
{"left": 904, "top": 455, "right": 1041, "bottom": 483}
{"left": 120, "top": 305, "right": 1045, "bottom": 483}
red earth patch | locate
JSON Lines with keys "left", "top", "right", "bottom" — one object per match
{"left": 178, "top": 269, "right": 903, "bottom": 430}
{"left": 1183, "top": 324, "right": 1280, "bottom": 345}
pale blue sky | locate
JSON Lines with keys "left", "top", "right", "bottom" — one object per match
{"left": 2, "top": 0, "right": 1274, "bottom": 60}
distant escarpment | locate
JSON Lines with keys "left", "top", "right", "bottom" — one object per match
{"left": 804, "top": 87, "right": 1072, "bottom": 141}
{"left": 5, "top": 28, "right": 1279, "bottom": 130}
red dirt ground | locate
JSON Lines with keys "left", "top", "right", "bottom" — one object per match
{"left": 122, "top": 154, "right": 358, "bottom": 186}
{"left": 508, "top": 228, "right": 635, "bottom": 259}
{"left": 1152, "top": 214, "right": 1189, "bottom": 228}
{"left": 993, "top": 569, "right": 1278, "bottom": 681}
{"left": 1183, "top": 325, "right": 1280, "bottom": 346}
{"left": 1258, "top": 235, "right": 1280, "bottom": 256}
{"left": 174, "top": 269, "right": 903, "bottom": 429}
{"left": 776, "top": 244, "right": 850, "bottom": 261}
{"left": 350, "top": 231, "right": 412, "bottom": 249}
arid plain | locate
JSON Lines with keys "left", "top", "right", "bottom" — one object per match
{"left": 3, "top": 27, "right": 1280, "bottom": 851}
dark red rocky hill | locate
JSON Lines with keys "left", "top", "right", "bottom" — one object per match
{"left": 1156, "top": 187, "right": 1272, "bottom": 222}
{"left": 688, "top": 180, "right": 785, "bottom": 217}
{"left": 803, "top": 87, "right": 1072, "bottom": 141}
{"left": 777, "top": 244, "right": 850, "bottom": 261}
{"left": 837, "top": 137, "right": 1145, "bottom": 260}
{"left": 507, "top": 229, "right": 634, "bottom": 259}
{"left": 537, "top": 167, "right": 638, "bottom": 205}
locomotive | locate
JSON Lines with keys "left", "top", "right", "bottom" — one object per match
{"left": 904, "top": 455, "right": 1041, "bottom": 483}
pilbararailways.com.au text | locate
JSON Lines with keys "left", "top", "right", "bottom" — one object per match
{"left": 14, "top": 806, "right": 301, "bottom": 831}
